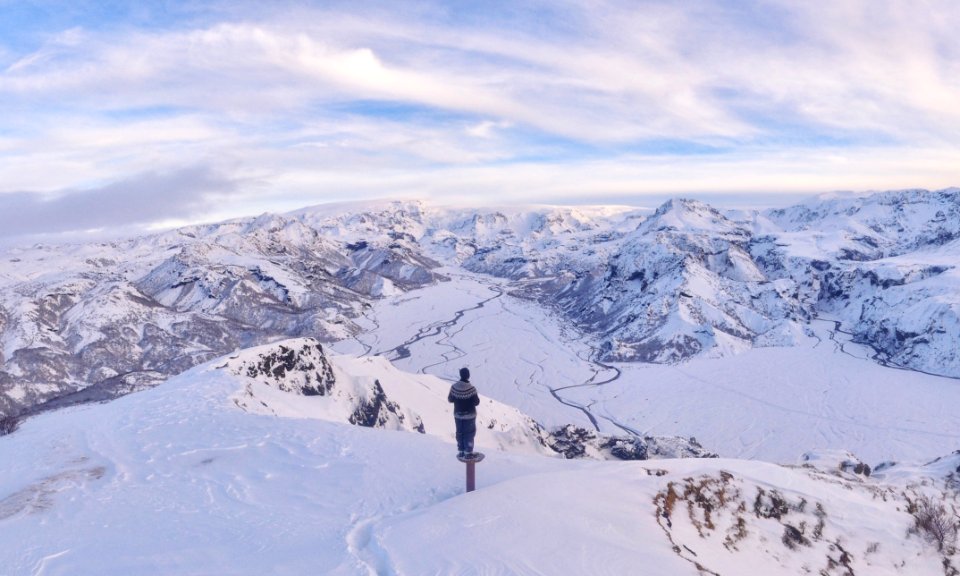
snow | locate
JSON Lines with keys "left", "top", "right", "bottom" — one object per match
{"left": 378, "top": 465, "right": 690, "bottom": 576}
{"left": 0, "top": 341, "right": 956, "bottom": 575}
{"left": 332, "top": 270, "right": 604, "bottom": 431}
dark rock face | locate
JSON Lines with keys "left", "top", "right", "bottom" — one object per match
{"left": 599, "top": 435, "right": 649, "bottom": 460}
{"left": 754, "top": 488, "right": 792, "bottom": 520}
{"left": 348, "top": 379, "right": 425, "bottom": 433}
{"left": 231, "top": 340, "right": 426, "bottom": 434}
{"left": 546, "top": 424, "right": 593, "bottom": 458}
{"left": 242, "top": 341, "right": 336, "bottom": 396}
{"left": 839, "top": 460, "right": 871, "bottom": 477}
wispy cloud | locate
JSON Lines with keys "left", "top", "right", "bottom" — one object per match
{"left": 0, "top": 0, "right": 958, "bottom": 238}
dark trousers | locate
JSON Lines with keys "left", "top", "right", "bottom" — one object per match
{"left": 454, "top": 417, "right": 476, "bottom": 453}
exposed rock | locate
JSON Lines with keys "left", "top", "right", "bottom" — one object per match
{"left": 348, "top": 379, "right": 425, "bottom": 433}
{"left": 238, "top": 340, "right": 336, "bottom": 397}
{"left": 800, "top": 450, "right": 873, "bottom": 478}
{"left": 230, "top": 340, "right": 427, "bottom": 435}
{"left": 546, "top": 424, "right": 717, "bottom": 461}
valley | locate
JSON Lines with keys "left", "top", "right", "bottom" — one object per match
{"left": 334, "top": 271, "right": 960, "bottom": 464}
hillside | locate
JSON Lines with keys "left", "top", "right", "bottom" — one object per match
{"left": 0, "top": 214, "right": 441, "bottom": 420}
{"left": 0, "top": 339, "right": 956, "bottom": 575}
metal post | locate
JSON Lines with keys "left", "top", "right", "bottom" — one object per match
{"left": 458, "top": 452, "right": 483, "bottom": 492}
{"left": 466, "top": 460, "right": 476, "bottom": 492}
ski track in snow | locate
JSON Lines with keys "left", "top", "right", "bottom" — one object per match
{"left": 32, "top": 549, "right": 72, "bottom": 576}
{"left": 345, "top": 515, "right": 394, "bottom": 576}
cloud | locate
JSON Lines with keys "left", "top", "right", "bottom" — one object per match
{"left": 0, "top": 166, "right": 238, "bottom": 239}
{"left": 254, "top": 143, "right": 960, "bottom": 210}
{"left": 0, "top": 0, "right": 958, "bottom": 241}
{"left": 4, "top": 1, "right": 956, "bottom": 146}
{"left": 467, "top": 120, "right": 513, "bottom": 139}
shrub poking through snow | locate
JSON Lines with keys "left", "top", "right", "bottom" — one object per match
{"left": 907, "top": 493, "right": 959, "bottom": 553}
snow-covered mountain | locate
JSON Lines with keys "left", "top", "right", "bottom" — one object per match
{"left": 0, "top": 339, "right": 956, "bottom": 575}
{"left": 516, "top": 198, "right": 811, "bottom": 362}
{"left": 0, "top": 213, "right": 442, "bottom": 421}
{"left": 298, "top": 189, "right": 960, "bottom": 373}
{"left": 764, "top": 189, "right": 960, "bottom": 378}
{"left": 2, "top": 188, "right": 959, "bottom": 425}
{"left": 2, "top": 188, "right": 957, "bottom": 574}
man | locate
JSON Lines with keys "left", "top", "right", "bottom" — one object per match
{"left": 448, "top": 367, "right": 480, "bottom": 458}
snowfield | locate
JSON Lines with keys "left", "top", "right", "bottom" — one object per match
{"left": 0, "top": 341, "right": 957, "bottom": 575}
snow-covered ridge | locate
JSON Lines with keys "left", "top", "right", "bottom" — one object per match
{"left": 0, "top": 340, "right": 957, "bottom": 574}
{"left": 223, "top": 338, "right": 714, "bottom": 461}
{"left": 227, "top": 338, "right": 551, "bottom": 455}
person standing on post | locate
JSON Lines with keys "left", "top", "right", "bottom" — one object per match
{"left": 448, "top": 367, "right": 480, "bottom": 458}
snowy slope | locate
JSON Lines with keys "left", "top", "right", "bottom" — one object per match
{"left": 224, "top": 338, "right": 712, "bottom": 461}
{"left": 0, "top": 341, "right": 957, "bottom": 575}
{"left": 762, "top": 188, "right": 960, "bottom": 378}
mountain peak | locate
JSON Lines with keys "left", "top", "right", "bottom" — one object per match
{"left": 642, "top": 197, "right": 741, "bottom": 236}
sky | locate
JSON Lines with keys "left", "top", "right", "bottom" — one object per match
{"left": 1, "top": 0, "right": 959, "bottom": 241}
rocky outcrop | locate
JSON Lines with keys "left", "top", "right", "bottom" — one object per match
{"left": 348, "top": 379, "right": 425, "bottom": 433}
{"left": 229, "top": 339, "right": 427, "bottom": 435}
{"left": 546, "top": 424, "right": 718, "bottom": 461}
{"left": 236, "top": 340, "right": 336, "bottom": 397}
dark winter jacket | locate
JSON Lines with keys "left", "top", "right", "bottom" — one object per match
{"left": 448, "top": 379, "right": 480, "bottom": 419}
